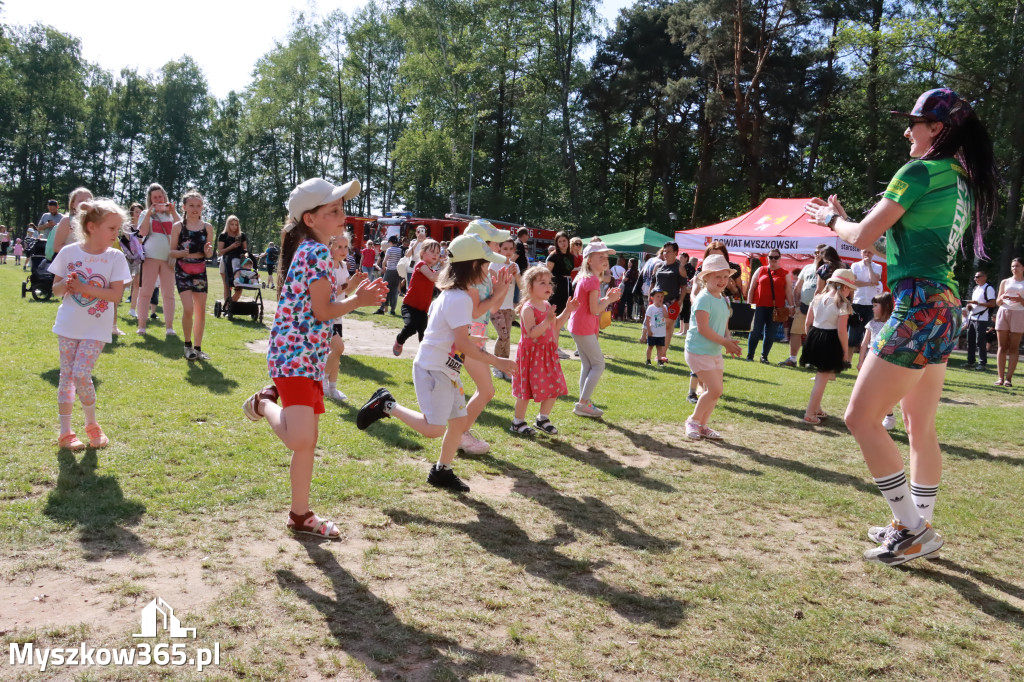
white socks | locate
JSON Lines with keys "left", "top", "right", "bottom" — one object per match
{"left": 59, "top": 412, "right": 72, "bottom": 435}
{"left": 910, "top": 481, "right": 938, "bottom": 522}
{"left": 82, "top": 402, "right": 97, "bottom": 426}
{"left": 873, "top": 471, "right": 924, "bottom": 530}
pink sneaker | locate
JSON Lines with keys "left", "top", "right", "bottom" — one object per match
{"left": 700, "top": 424, "right": 723, "bottom": 440}
{"left": 459, "top": 430, "right": 490, "bottom": 455}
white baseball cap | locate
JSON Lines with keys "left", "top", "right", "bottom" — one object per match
{"left": 287, "top": 178, "right": 360, "bottom": 221}
{"left": 447, "top": 234, "right": 507, "bottom": 264}
{"left": 464, "top": 219, "right": 511, "bottom": 243}
{"left": 581, "top": 240, "right": 615, "bottom": 259}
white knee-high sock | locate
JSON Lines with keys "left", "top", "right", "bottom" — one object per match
{"left": 910, "top": 481, "right": 939, "bottom": 523}
{"left": 873, "top": 471, "right": 923, "bottom": 530}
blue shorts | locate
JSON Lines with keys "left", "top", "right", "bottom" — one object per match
{"left": 872, "top": 278, "right": 962, "bottom": 369}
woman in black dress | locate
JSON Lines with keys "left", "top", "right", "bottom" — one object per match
{"left": 545, "top": 231, "right": 574, "bottom": 313}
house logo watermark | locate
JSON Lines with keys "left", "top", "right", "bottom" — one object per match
{"left": 134, "top": 597, "right": 196, "bottom": 638}
{"left": 9, "top": 597, "right": 219, "bottom": 673}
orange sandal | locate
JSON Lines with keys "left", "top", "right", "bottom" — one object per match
{"left": 85, "top": 424, "right": 109, "bottom": 448}
{"left": 287, "top": 510, "right": 341, "bottom": 540}
{"left": 58, "top": 432, "right": 86, "bottom": 451}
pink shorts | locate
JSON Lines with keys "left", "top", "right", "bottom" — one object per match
{"left": 684, "top": 350, "right": 725, "bottom": 374}
{"left": 995, "top": 307, "right": 1024, "bottom": 334}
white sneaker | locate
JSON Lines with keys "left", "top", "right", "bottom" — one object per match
{"left": 129, "top": 310, "right": 138, "bottom": 319}
{"left": 184, "top": 346, "right": 198, "bottom": 361}
{"left": 195, "top": 350, "right": 210, "bottom": 361}
{"left": 325, "top": 386, "right": 347, "bottom": 402}
{"left": 459, "top": 430, "right": 490, "bottom": 455}
{"left": 573, "top": 400, "right": 603, "bottom": 418}
{"left": 165, "top": 328, "right": 176, "bottom": 337}
{"left": 882, "top": 414, "right": 896, "bottom": 430}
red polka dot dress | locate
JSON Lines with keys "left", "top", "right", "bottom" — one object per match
{"left": 513, "top": 301, "right": 568, "bottom": 401}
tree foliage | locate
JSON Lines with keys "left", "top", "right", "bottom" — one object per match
{"left": 0, "top": 0, "right": 1021, "bottom": 281}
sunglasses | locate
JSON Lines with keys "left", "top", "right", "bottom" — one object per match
{"left": 768, "top": 255, "right": 780, "bottom": 261}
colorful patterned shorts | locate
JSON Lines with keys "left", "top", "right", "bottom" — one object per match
{"left": 175, "top": 268, "right": 208, "bottom": 294}
{"left": 872, "top": 278, "right": 962, "bottom": 369}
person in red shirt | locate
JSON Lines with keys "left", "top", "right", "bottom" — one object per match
{"left": 360, "top": 241, "right": 379, "bottom": 280}
{"left": 745, "top": 248, "right": 794, "bottom": 363}
{"left": 393, "top": 240, "right": 441, "bottom": 356}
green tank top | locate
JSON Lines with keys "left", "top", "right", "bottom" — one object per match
{"left": 881, "top": 158, "right": 973, "bottom": 291}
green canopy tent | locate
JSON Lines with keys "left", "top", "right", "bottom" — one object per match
{"left": 588, "top": 227, "right": 670, "bottom": 256}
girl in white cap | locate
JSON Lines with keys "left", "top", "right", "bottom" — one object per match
{"left": 799, "top": 269, "right": 855, "bottom": 424}
{"left": 242, "top": 178, "right": 387, "bottom": 540}
{"left": 568, "top": 240, "right": 621, "bottom": 417}
{"left": 683, "top": 254, "right": 742, "bottom": 440}
{"left": 355, "top": 233, "right": 518, "bottom": 493}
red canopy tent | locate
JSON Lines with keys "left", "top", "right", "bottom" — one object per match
{"left": 675, "top": 197, "right": 881, "bottom": 285}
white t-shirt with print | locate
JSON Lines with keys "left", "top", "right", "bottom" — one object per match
{"left": 48, "top": 243, "right": 131, "bottom": 343}
{"left": 968, "top": 282, "right": 997, "bottom": 321}
{"left": 851, "top": 260, "right": 883, "bottom": 305}
{"left": 797, "top": 263, "right": 818, "bottom": 305}
{"left": 331, "top": 264, "right": 350, "bottom": 324}
{"left": 415, "top": 289, "right": 473, "bottom": 380}
{"left": 645, "top": 304, "right": 667, "bottom": 336}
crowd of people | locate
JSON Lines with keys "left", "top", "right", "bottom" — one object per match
{"left": 16, "top": 88, "right": 1018, "bottom": 568}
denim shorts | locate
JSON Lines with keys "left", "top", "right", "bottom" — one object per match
{"left": 872, "top": 278, "right": 962, "bottom": 369}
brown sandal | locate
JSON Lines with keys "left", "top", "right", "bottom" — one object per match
{"left": 287, "top": 510, "right": 341, "bottom": 540}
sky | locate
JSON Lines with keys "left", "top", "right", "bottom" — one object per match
{"left": 2, "top": 0, "right": 636, "bottom": 99}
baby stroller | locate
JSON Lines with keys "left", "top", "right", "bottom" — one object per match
{"left": 214, "top": 257, "right": 264, "bottom": 322}
{"left": 21, "top": 237, "right": 54, "bottom": 301}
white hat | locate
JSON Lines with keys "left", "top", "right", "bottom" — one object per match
{"left": 287, "top": 178, "right": 360, "bottom": 221}
{"left": 464, "top": 219, "right": 511, "bottom": 243}
{"left": 698, "top": 254, "right": 732, "bottom": 281}
{"left": 447, "top": 234, "right": 507, "bottom": 264}
{"left": 581, "top": 240, "right": 615, "bottom": 259}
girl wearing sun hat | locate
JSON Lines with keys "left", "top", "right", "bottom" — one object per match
{"left": 683, "top": 254, "right": 743, "bottom": 440}
{"left": 804, "top": 87, "right": 999, "bottom": 566}
{"left": 799, "top": 268, "right": 855, "bottom": 426}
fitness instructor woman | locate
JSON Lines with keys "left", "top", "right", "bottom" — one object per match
{"left": 805, "top": 88, "right": 998, "bottom": 567}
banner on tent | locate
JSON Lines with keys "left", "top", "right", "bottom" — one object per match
{"left": 675, "top": 232, "right": 862, "bottom": 258}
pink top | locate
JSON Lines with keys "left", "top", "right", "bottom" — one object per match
{"left": 567, "top": 275, "right": 600, "bottom": 336}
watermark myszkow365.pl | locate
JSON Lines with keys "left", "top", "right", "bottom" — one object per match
{"left": 8, "top": 597, "right": 220, "bottom": 673}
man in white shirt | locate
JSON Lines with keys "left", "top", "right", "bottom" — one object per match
{"left": 965, "top": 270, "right": 997, "bottom": 369}
{"left": 849, "top": 249, "right": 883, "bottom": 361}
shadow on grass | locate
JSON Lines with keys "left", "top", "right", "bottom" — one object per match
{"left": 531, "top": 437, "right": 676, "bottom": 493}
{"left": 941, "top": 442, "right": 1024, "bottom": 467}
{"left": 339, "top": 355, "right": 397, "bottom": 384}
{"left": 43, "top": 450, "right": 147, "bottom": 560}
{"left": 477, "top": 453, "right": 678, "bottom": 552}
{"left": 914, "top": 559, "right": 1024, "bottom": 629}
{"left": 386, "top": 497, "right": 687, "bottom": 629}
{"left": 604, "top": 422, "right": 763, "bottom": 477}
{"left": 719, "top": 400, "right": 846, "bottom": 438}
{"left": 704, "top": 440, "right": 878, "bottom": 495}
{"left": 184, "top": 360, "right": 239, "bottom": 394}
{"left": 135, "top": 333, "right": 186, "bottom": 360}
{"left": 40, "top": 368, "right": 103, "bottom": 391}
{"left": 276, "top": 542, "right": 535, "bottom": 679}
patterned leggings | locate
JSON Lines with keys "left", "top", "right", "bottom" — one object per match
{"left": 58, "top": 336, "right": 105, "bottom": 405}
{"left": 492, "top": 309, "right": 514, "bottom": 358}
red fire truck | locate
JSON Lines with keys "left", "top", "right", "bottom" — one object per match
{"left": 345, "top": 213, "right": 558, "bottom": 263}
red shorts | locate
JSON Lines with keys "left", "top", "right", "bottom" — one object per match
{"left": 666, "top": 300, "right": 681, "bottom": 321}
{"left": 272, "top": 376, "right": 325, "bottom": 414}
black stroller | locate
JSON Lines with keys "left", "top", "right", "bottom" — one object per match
{"left": 21, "top": 237, "right": 54, "bottom": 301}
{"left": 213, "top": 257, "right": 264, "bottom": 322}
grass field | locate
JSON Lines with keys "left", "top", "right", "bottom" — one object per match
{"left": 1, "top": 263, "right": 1022, "bottom": 681}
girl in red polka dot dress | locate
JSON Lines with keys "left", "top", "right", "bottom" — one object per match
{"left": 510, "top": 265, "right": 579, "bottom": 435}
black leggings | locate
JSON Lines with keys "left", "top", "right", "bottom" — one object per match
{"left": 397, "top": 304, "right": 429, "bottom": 344}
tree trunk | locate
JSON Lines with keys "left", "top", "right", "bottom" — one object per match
{"left": 865, "top": 0, "right": 884, "bottom": 193}
{"left": 690, "top": 88, "right": 713, "bottom": 228}
{"left": 805, "top": 18, "right": 839, "bottom": 193}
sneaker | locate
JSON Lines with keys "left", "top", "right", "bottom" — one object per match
{"left": 356, "top": 388, "right": 394, "bottom": 430}
{"left": 882, "top": 414, "right": 896, "bottom": 430}
{"left": 195, "top": 350, "right": 210, "bottom": 361}
{"left": 150, "top": 312, "right": 158, "bottom": 320}
{"left": 573, "top": 400, "right": 602, "bottom": 418}
{"left": 759, "top": 356, "right": 770, "bottom": 364}
{"left": 491, "top": 368, "right": 509, "bottom": 381}
{"left": 459, "top": 430, "right": 490, "bottom": 455}
{"left": 687, "top": 392, "right": 698, "bottom": 404}
{"left": 184, "top": 346, "right": 198, "bottom": 361}
{"left": 646, "top": 359, "right": 652, "bottom": 365}
{"left": 165, "top": 328, "right": 176, "bottom": 337}
{"left": 976, "top": 364, "right": 988, "bottom": 371}
{"left": 685, "top": 419, "right": 702, "bottom": 440}
{"left": 242, "top": 385, "right": 280, "bottom": 422}
{"left": 136, "top": 328, "right": 146, "bottom": 336}
{"left": 373, "top": 309, "right": 385, "bottom": 315}
{"left": 427, "top": 464, "right": 470, "bottom": 492}
{"left": 778, "top": 358, "right": 797, "bottom": 367}
{"left": 863, "top": 521, "right": 944, "bottom": 566}
{"left": 556, "top": 348, "right": 570, "bottom": 360}
{"left": 392, "top": 341, "right": 403, "bottom": 357}
{"left": 325, "top": 386, "right": 348, "bottom": 402}
{"left": 700, "top": 424, "right": 723, "bottom": 440}
{"left": 129, "top": 310, "right": 138, "bottom": 319}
